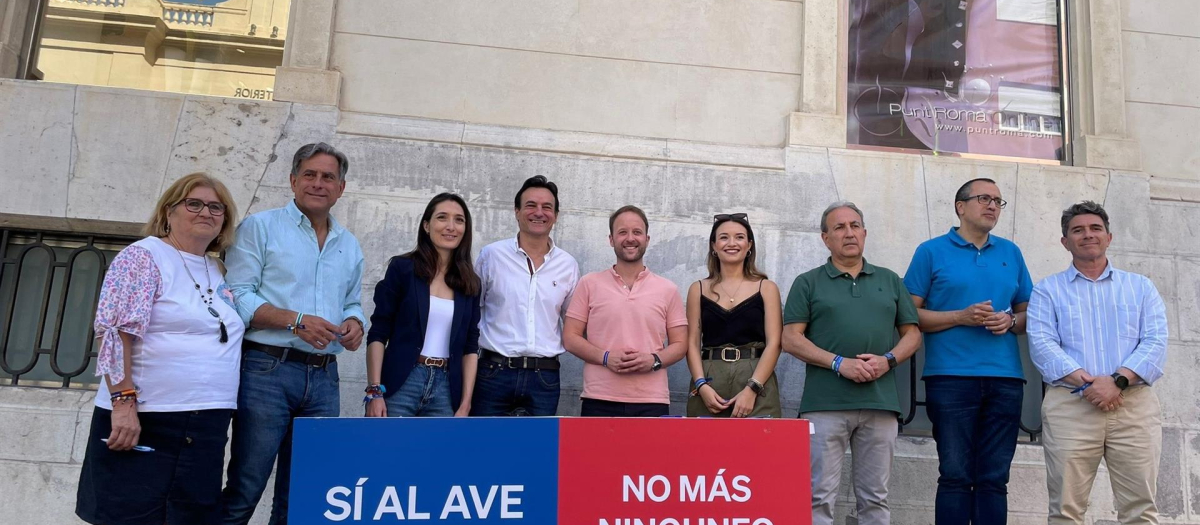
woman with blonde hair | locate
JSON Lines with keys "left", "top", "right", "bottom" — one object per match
{"left": 76, "top": 173, "right": 246, "bottom": 525}
{"left": 684, "top": 213, "right": 783, "bottom": 418}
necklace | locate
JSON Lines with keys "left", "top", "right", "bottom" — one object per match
{"left": 716, "top": 279, "right": 747, "bottom": 305}
{"left": 167, "top": 237, "right": 229, "bottom": 343}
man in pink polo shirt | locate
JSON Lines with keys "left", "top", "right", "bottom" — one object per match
{"left": 564, "top": 205, "right": 689, "bottom": 416}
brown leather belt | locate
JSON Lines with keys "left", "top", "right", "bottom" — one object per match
{"left": 700, "top": 342, "right": 766, "bottom": 362}
{"left": 417, "top": 355, "right": 449, "bottom": 368}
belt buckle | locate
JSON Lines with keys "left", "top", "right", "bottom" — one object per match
{"left": 721, "top": 346, "right": 741, "bottom": 362}
{"left": 522, "top": 356, "right": 531, "bottom": 369}
{"left": 426, "top": 357, "right": 447, "bottom": 368}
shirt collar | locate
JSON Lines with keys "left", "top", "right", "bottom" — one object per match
{"left": 1067, "top": 261, "right": 1115, "bottom": 282}
{"left": 286, "top": 200, "right": 344, "bottom": 235}
{"left": 822, "top": 257, "right": 876, "bottom": 279}
{"left": 609, "top": 265, "right": 650, "bottom": 283}
{"left": 948, "top": 227, "right": 993, "bottom": 249}
{"left": 513, "top": 234, "right": 557, "bottom": 259}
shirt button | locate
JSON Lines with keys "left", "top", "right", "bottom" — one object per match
{"left": 185, "top": 437, "right": 193, "bottom": 445}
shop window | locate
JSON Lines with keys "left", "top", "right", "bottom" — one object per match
{"left": 28, "top": 0, "right": 289, "bottom": 100}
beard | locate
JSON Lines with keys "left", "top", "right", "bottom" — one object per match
{"left": 614, "top": 244, "right": 646, "bottom": 263}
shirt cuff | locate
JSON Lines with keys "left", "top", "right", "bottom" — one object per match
{"left": 236, "top": 293, "right": 269, "bottom": 327}
{"left": 343, "top": 308, "right": 366, "bottom": 326}
{"left": 1120, "top": 358, "right": 1164, "bottom": 386}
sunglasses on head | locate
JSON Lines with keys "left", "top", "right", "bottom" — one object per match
{"left": 713, "top": 213, "right": 748, "bottom": 223}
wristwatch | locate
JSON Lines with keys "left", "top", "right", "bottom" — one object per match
{"left": 651, "top": 353, "right": 663, "bottom": 371}
{"left": 885, "top": 352, "right": 898, "bottom": 370}
{"left": 1111, "top": 372, "right": 1129, "bottom": 390}
{"left": 1003, "top": 308, "right": 1017, "bottom": 330}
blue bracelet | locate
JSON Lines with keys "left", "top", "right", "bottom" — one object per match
{"left": 832, "top": 356, "right": 843, "bottom": 375}
{"left": 603, "top": 351, "right": 610, "bottom": 366}
{"left": 693, "top": 377, "right": 711, "bottom": 389}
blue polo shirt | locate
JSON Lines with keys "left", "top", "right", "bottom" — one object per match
{"left": 903, "top": 227, "right": 1033, "bottom": 379}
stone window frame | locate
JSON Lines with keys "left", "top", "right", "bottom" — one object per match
{"left": 785, "top": 0, "right": 1142, "bottom": 171}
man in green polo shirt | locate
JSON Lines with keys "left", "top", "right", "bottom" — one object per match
{"left": 782, "top": 201, "right": 922, "bottom": 525}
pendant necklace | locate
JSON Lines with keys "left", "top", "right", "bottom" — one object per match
{"left": 169, "top": 237, "right": 229, "bottom": 343}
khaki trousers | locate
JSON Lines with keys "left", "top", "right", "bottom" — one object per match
{"left": 1041, "top": 385, "right": 1162, "bottom": 525}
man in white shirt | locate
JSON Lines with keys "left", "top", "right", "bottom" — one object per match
{"left": 471, "top": 176, "right": 579, "bottom": 416}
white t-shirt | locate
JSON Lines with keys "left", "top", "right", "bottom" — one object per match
{"left": 419, "top": 296, "right": 454, "bottom": 359}
{"left": 95, "top": 237, "right": 245, "bottom": 411}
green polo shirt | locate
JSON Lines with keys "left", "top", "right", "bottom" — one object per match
{"left": 784, "top": 258, "right": 919, "bottom": 414}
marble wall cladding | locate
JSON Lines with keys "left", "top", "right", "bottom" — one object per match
{"left": 2, "top": 81, "right": 1200, "bottom": 523}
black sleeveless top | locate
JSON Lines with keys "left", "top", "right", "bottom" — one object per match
{"left": 699, "top": 281, "right": 767, "bottom": 347}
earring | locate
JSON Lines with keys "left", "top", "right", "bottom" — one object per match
{"left": 165, "top": 223, "right": 171, "bottom": 233}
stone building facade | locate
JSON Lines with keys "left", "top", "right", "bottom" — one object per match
{"left": 0, "top": 0, "right": 1197, "bottom": 523}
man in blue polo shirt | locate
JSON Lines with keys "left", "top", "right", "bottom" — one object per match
{"left": 903, "top": 178, "right": 1033, "bottom": 525}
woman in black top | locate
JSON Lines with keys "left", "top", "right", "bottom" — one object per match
{"left": 684, "top": 213, "right": 783, "bottom": 418}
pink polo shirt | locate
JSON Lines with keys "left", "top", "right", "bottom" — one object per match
{"left": 565, "top": 266, "right": 687, "bottom": 404}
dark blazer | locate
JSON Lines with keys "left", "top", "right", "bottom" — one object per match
{"left": 366, "top": 255, "right": 480, "bottom": 411}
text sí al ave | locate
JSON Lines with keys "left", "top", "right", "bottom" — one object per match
{"left": 324, "top": 479, "right": 524, "bottom": 521}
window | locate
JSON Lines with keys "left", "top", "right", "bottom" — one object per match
{"left": 0, "top": 229, "right": 135, "bottom": 388}
{"left": 846, "top": 0, "right": 1068, "bottom": 162}
{"left": 29, "top": 0, "right": 289, "bottom": 100}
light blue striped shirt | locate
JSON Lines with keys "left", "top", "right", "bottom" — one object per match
{"left": 225, "top": 200, "right": 366, "bottom": 354}
{"left": 1027, "top": 262, "right": 1167, "bottom": 386}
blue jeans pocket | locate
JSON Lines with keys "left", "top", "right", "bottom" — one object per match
{"left": 241, "top": 356, "right": 281, "bottom": 374}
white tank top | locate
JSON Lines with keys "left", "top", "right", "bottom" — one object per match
{"left": 419, "top": 296, "right": 455, "bottom": 359}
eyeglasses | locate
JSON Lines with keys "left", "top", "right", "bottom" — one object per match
{"left": 959, "top": 195, "right": 1007, "bottom": 208}
{"left": 713, "top": 213, "right": 749, "bottom": 223}
{"left": 177, "top": 198, "right": 227, "bottom": 216}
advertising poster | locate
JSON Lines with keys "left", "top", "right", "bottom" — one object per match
{"left": 288, "top": 417, "right": 811, "bottom": 524}
{"left": 847, "top": 0, "right": 1065, "bottom": 161}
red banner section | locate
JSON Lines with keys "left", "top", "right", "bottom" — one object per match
{"left": 558, "top": 418, "right": 812, "bottom": 525}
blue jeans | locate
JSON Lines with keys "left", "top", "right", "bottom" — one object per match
{"left": 469, "top": 359, "right": 560, "bottom": 416}
{"left": 384, "top": 363, "right": 453, "bottom": 417}
{"left": 925, "top": 376, "right": 1024, "bottom": 525}
{"left": 221, "top": 350, "right": 341, "bottom": 525}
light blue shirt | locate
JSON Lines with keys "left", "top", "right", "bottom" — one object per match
{"left": 1026, "top": 261, "right": 1168, "bottom": 386}
{"left": 225, "top": 200, "right": 366, "bottom": 354}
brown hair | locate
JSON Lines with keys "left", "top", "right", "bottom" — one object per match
{"left": 706, "top": 216, "right": 768, "bottom": 301}
{"left": 608, "top": 205, "right": 649, "bottom": 234}
{"left": 142, "top": 173, "right": 239, "bottom": 254}
{"left": 404, "top": 193, "right": 481, "bottom": 296}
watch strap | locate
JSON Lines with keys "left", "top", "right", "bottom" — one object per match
{"left": 885, "top": 352, "right": 898, "bottom": 370}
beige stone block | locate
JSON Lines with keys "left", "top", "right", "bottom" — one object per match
{"left": 1121, "top": 0, "right": 1200, "bottom": 39}
{"left": 1176, "top": 259, "right": 1200, "bottom": 342}
{"left": 671, "top": 65, "right": 801, "bottom": 146}
{"left": 339, "top": 112, "right": 467, "bottom": 145}
{"left": 334, "top": 0, "right": 803, "bottom": 74}
{"left": 0, "top": 81, "right": 73, "bottom": 219}
{"left": 1012, "top": 165, "right": 1108, "bottom": 281}
{"left": 1126, "top": 102, "right": 1200, "bottom": 183}
{"left": 664, "top": 141, "right": 784, "bottom": 170}
{"left": 0, "top": 460, "right": 87, "bottom": 525}
{"left": 331, "top": 34, "right": 798, "bottom": 147}
{"left": 1154, "top": 345, "right": 1200, "bottom": 426}
{"left": 1148, "top": 177, "right": 1200, "bottom": 204}
{"left": 335, "top": 134, "right": 464, "bottom": 201}
{"left": 1188, "top": 431, "right": 1200, "bottom": 521}
{"left": 463, "top": 122, "right": 667, "bottom": 162}
{"left": 66, "top": 87, "right": 185, "bottom": 224}
{"left": 827, "top": 149, "right": 929, "bottom": 274}
{"left": 1109, "top": 253, "right": 1178, "bottom": 340}
{"left": 259, "top": 103, "right": 340, "bottom": 188}
{"left": 282, "top": 0, "right": 336, "bottom": 69}
{"left": 273, "top": 67, "right": 340, "bottom": 106}
{"left": 661, "top": 160, "right": 830, "bottom": 230}
{"left": 1123, "top": 32, "right": 1200, "bottom": 108}
{"left": 1074, "top": 134, "right": 1142, "bottom": 171}
{"left": 162, "top": 97, "right": 293, "bottom": 218}
{"left": 1102, "top": 172, "right": 1151, "bottom": 253}
{"left": 800, "top": 0, "right": 842, "bottom": 115}
{"left": 1147, "top": 201, "right": 1200, "bottom": 257}
{"left": 920, "top": 156, "right": 1019, "bottom": 241}
{"left": 788, "top": 112, "right": 847, "bottom": 149}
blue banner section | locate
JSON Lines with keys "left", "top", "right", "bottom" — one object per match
{"left": 290, "top": 418, "right": 559, "bottom": 524}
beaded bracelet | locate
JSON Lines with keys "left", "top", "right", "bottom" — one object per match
{"left": 832, "top": 355, "right": 844, "bottom": 377}
{"left": 363, "top": 384, "right": 386, "bottom": 406}
{"left": 602, "top": 351, "right": 610, "bottom": 367}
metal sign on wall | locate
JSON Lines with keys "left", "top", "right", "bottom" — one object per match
{"left": 847, "top": 0, "right": 1067, "bottom": 162}
{"left": 289, "top": 417, "right": 812, "bottom": 524}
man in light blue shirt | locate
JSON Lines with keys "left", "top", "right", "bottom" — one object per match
{"left": 904, "top": 178, "right": 1033, "bottom": 525}
{"left": 221, "top": 142, "right": 365, "bottom": 525}
{"left": 1027, "top": 201, "right": 1168, "bottom": 525}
